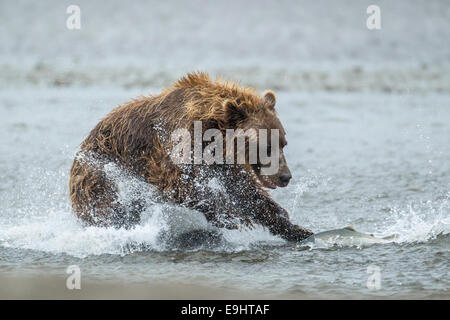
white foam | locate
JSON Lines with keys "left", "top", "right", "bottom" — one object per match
{"left": 381, "top": 195, "right": 450, "bottom": 243}
{"left": 0, "top": 147, "right": 448, "bottom": 257}
{"left": 0, "top": 185, "right": 448, "bottom": 257}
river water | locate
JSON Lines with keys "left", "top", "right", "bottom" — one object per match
{"left": 0, "top": 87, "right": 448, "bottom": 298}
{"left": 0, "top": 0, "right": 449, "bottom": 299}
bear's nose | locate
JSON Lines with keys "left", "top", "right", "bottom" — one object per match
{"left": 279, "top": 173, "right": 292, "bottom": 186}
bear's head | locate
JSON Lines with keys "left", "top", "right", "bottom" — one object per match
{"left": 223, "top": 90, "right": 292, "bottom": 189}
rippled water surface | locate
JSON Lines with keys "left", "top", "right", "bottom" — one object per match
{"left": 0, "top": 88, "right": 449, "bottom": 298}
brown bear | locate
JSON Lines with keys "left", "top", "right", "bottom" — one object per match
{"left": 69, "top": 72, "right": 313, "bottom": 242}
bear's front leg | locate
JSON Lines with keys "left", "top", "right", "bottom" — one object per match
{"left": 190, "top": 199, "right": 248, "bottom": 230}
{"left": 221, "top": 168, "right": 314, "bottom": 242}
{"left": 253, "top": 194, "right": 314, "bottom": 242}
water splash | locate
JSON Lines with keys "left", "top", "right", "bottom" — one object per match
{"left": 1, "top": 147, "right": 449, "bottom": 257}
{"left": 382, "top": 194, "right": 450, "bottom": 243}
{"left": 0, "top": 152, "right": 283, "bottom": 258}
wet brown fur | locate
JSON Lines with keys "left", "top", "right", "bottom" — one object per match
{"left": 69, "top": 72, "right": 313, "bottom": 240}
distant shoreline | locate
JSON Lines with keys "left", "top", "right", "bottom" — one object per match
{"left": 1, "top": 273, "right": 448, "bottom": 300}
{"left": 0, "top": 273, "right": 299, "bottom": 300}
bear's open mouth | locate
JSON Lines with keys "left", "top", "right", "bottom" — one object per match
{"left": 252, "top": 165, "right": 277, "bottom": 189}
{"left": 257, "top": 174, "right": 277, "bottom": 189}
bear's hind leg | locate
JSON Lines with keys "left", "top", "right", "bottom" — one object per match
{"left": 69, "top": 157, "right": 143, "bottom": 228}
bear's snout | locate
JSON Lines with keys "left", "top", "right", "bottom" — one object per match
{"left": 279, "top": 172, "right": 292, "bottom": 187}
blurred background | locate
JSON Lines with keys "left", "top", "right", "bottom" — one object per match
{"left": 1, "top": 0, "right": 449, "bottom": 92}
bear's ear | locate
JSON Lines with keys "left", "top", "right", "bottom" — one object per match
{"left": 224, "top": 100, "right": 247, "bottom": 126}
{"left": 263, "top": 90, "right": 276, "bottom": 110}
